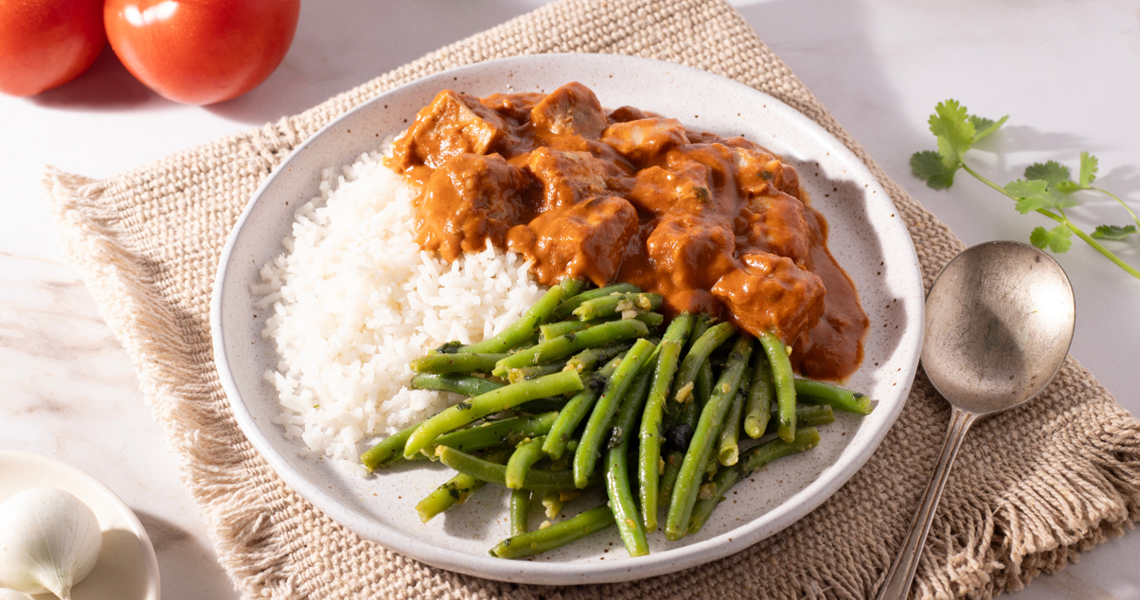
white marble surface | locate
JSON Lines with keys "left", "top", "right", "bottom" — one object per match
{"left": 1, "top": 1, "right": 1136, "bottom": 598}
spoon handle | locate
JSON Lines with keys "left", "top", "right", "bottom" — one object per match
{"left": 874, "top": 407, "right": 978, "bottom": 600}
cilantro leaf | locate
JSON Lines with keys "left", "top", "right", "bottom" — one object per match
{"left": 1024, "top": 161, "right": 1071, "bottom": 187}
{"left": 1054, "top": 181, "right": 1082, "bottom": 193}
{"left": 1005, "top": 179, "right": 1077, "bottom": 213}
{"left": 1030, "top": 225, "right": 1073, "bottom": 253}
{"left": 970, "top": 114, "right": 1009, "bottom": 142}
{"left": 1079, "top": 151, "right": 1099, "bottom": 186}
{"left": 1090, "top": 224, "right": 1137, "bottom": 240}
{"left": 936, "top": 137, "right": 962, "bottom": 168}
{"left": 911, "top": 150, "right": 958, "bottom": 189}
{"left": 929, "top": 100, "right": 976, "bottom": 167}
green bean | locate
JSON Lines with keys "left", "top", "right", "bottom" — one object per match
{"left": 507, "top": 359, "right": 570, "bottom": 384}
{"left": 572, "top": 292, "right": 664, "bottom": 321}
{"left": 540, "top": 312, "right": 664, "bottom": 341}
{"left": 637, "top": 313, "right": 694, "bottom": 531}
{"left": 506, "top": 435, "right": 548, "bottom": 489}
{"left": 399, "top": 412, "right": 559, "bottom": 463}
{"left": 605, "top": 446, "right": 647, "bottom": 557}
{"left": 489, "top": 505, "right": 615, "bottom": 559}
{"left": 573, "top": 338, "right": 657, "bottom": 488}
{"left": 540, "top": 319, "right": 594, "bottom": 340}
{"left": 665, "top": 334, "right": 754, "bottom": 541}
{"left": 543, "top": 355, "right": 624, "bottom": 460}
{"left": 717, "top": 366, "right": 749, "bottom": 466}
{"left": 608, "top": 349, "right": 656, "bottom": 449}
{"left": 409, "top": 373, "right": 504, "bottom": 397}
{"left": 672, "top": 322, "right": 736, "bottom": 404}
{"left": 458, "top": 280, "right": 577, "bottom": 354}
{"left": 415, "top": 448, "right": 510, "bottom": 523}
{"left": 687, "top": 428, "right": 821, "bottom": 535}
{"left": 510, "top": 489, "right": 531, "bottom": 537}
{"left": 403, "top": 371, "right": 583, "bottom": 458}
{"left": 794, "top": 378, "right": 874, "bottom": 415}
{"left": 559, "top": 278, "right": 587, "bottom": 298}
{"left": 437, "top": 446, "right": 595, "bottom": 491}
{"left": 425, "top": 412, "right": 557, "bottom": 456}
{"left": 564, "top": 340, "right": 634, "bottom": 374}
{"left": 762, "top": 405, "right": 835, "bottom": 434}
{"left": 668, "top": 364, "right": 711, "bottom": 451}
{"left": 635, "top": 311, "right": 665, "bottom": 329}
{"left": 552, "top": 283, "right": 641, "bottom": 320}
{"left": 409, "top": 353, "right": 508, "bottom": 374}
{"left": 604, "top": 350, "right": 655, "bottom": 557}
{"left": 492, "top": 319, "right": 652, "bottom": 376}
{"left": 360, "top": 419, "right": 425, "bottom": 471}
{"left": 516, "top": 396, "right": 570, "bottom": 414}
{"left": 415, "top": 473, "right": 483, "bottom": 522}
{"left": 492, "top": 319, "right": 649, "bottom": 377}
{"left": 662, "top": 313, "right": 712, "bottom": 434}
{"left": 742, "top": 348, "right": 775, "bottom": 438}
{"left": 759, "top": 330, "right": 797, "bottom": 442}
{"left": 547, "top": 439, "right": 578, "bottom": 472}
{"left": 658, "top": 448, "right": 684, "bottom": 509}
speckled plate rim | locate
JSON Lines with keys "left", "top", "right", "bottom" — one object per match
{"left": 212, "top": 53, "right": 924, "bottom": 585}
{"left": 0, "top": 450, "right": 161, "bottom": 600}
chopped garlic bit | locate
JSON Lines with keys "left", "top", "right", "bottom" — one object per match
{"left": 699, "top": 482, "right": 717, "bottom": 500}
{"left": 675, "top": 381, "right": 695, "bottom": 403}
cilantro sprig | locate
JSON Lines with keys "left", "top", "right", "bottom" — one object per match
{"left": 911, "top": 100, "right": 1140, "bottom": 281}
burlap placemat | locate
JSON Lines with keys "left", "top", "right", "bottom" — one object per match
{"left": 44, "top": 1, "right": 1140, "bottom": 598}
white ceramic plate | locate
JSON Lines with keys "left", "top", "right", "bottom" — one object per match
{"left": 0, "top": 451, "right": 161, "bottom": 600}
{"left": 212, "top": 54, "right": 924, "bottom": 585}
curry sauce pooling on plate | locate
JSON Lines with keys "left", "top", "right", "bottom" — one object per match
{"left": 385, "top": 82, "right": 869, "bottom": 380}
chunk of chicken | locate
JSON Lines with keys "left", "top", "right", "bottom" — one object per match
{"left": 521, "top": 147, "right": 628, "bottom": 211}
{"left": 388, "top": 90, "right": 509, "bottom": 172}
{"left": 480, "top": 92, "right": 546, "bottom": 123}
{"left": 734, "top": 192, "right": 814, "bottom": 267}
{"left": 711, "top": 251, "right": 825, "bottom": 344}
{"left": 732, "top": 146, "right": 803, "bottom": 200}
{"left": 508, "top": 196, "right": 638, "bottom": 285}
{"left": 601, "top": 118, "right": 690, "bottom": 167}
{"left": 530, "top": 82, "right": 608, "bottom": 138}
{"left": 645, "top": 212, "right": 737, "bottom": 292}
{"left": 415, "top": 154, "right": 534, "bottom": 261}
{"left": 626, "top": 162, "right": 713, "bottom": 216}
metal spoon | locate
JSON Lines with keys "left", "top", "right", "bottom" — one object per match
{"left": 874, "top": 240, "right": 1075, "bottom": 600}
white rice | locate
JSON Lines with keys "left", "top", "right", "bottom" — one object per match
{"left": 251, "top": 147, "right": 544, "bottom": 474}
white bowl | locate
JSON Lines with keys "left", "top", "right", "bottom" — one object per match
{"left": 0, "top": 451, "right": 160, "bottom": 600}
{"left": 211, "top": 53, "right": 924, "bottom": 585}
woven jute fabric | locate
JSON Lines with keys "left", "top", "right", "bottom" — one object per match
{"left": 44, "top": 1, "right": 1140, "bottom": 598}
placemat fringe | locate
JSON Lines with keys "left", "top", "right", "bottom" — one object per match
{"left": 44, "top": 166, "right": 302, "bottom": 600}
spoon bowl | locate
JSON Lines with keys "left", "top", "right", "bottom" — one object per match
{"left": 875, "top": 240, "right": 1075, "bottom": 600}
{"left": 923, "top": 240, "right": 1076, "bottom": 414}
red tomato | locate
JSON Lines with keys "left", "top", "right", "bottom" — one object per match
{"left": 0, "top": 0, "right": 105, "bottom": 96}
{"left": 104, "top": 0, "right": 301, "bottom": 105}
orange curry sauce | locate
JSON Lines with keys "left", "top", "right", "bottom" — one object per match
{"left": 385, "top": 82, "right": 868, "bottom": 380}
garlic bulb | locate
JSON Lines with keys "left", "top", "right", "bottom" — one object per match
{"left": 0, "top": 589, "right": 33, "bottom": 600}
{"left": 0, "top": 488, "right": 103, "bottom": 600}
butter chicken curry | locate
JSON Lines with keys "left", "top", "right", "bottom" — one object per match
{"left": 386, "top": 83, "right": 868, "bottom": 380}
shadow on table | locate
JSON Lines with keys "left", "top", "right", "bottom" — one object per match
{"left": 135, "top": 509, "right": 240, "bottom": 600}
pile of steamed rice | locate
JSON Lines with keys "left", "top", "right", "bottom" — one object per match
{"left": 251, "top": 147, "right": 544, "bottom": 475}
